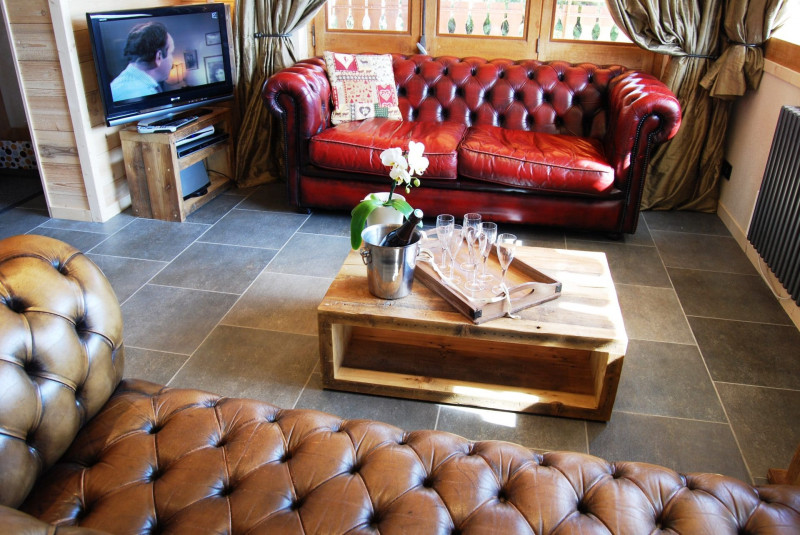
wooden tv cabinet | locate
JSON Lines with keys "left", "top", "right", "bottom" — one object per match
{"left": 119, "top": 107, "right": 233, "bottom": 222}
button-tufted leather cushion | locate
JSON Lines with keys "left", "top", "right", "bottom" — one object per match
{"left": 19, "top": 379, "right": 800, "bottom": 534}
{"left": 309, "top": 118, "right": 467, "bottom": 180}
{"left": 0, "top": 235, "right": 124, "bottom": 508}
{"left": 459, "top": 124, "right": 616, "bottom": 196}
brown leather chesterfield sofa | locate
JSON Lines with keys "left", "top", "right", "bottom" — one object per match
{"left": 2, "top": 235, "right": 799, "bottom": 534}
{"left": 263, "top": 54, "right": 681, "bottom": 235}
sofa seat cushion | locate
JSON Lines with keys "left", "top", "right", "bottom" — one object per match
{"left": 459, "top": 125, "right": 615, "bottom": 196}
{"left": 309, "top": 118, "right": 467, "bottom": 180}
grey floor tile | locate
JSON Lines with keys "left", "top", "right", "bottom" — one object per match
{"left": 716, "top": 383, "right": 800, "bottom": 482}
{"left": 87, "top": 254, "right": 167, "bottom": 304}
{"left": 0, "top": 175, "right": 43, "bottom": 199}
{"left": 224, "top": 185, "right": 261, "bottom": 198}
{"left": 299, "top": 211, "right": 352, "bottom": 237}
{"left": 89, "top": 218, "right": 209, "bottom": 261}
{"left": 615, "top": 283, "right": 695, "bottom": 344}
{"left": 200, "top": 209, "right": 308, "bottom": 249}
{"left": 690, "top": 317, "right": 800, "bottom": 389}
{"left": 652, "top": 230, "right": 755, "bottom": 274}
{"left": 0, "top": 208, "right": 49, "bottom": 239}
{"left": 122, "top": 284, "right": 238, "bottom": 354}
{"left": 614, "top": 340, "right": 726, "bottom": 421}
{"left": 222, "top": 271, "right": 331, "bottom": 335}
{"left": 151, "top": 242, "right": 275, "bottom": 294}
{"left": 41, "top": 211, "right": 136, "bottom": 235}
{"left": 267, "top": 232, "right": 352, "bottom": 278}
{"left": 19, "top": 195, "right": 48, "bottom": 211}
{"left": 669, "top": 268, "right": 791, "bottom": 324}
{"left": 587, "top": 411, "right": 750, "bottom": 482}
{"left": 567, "top": 214, "right": 654, "bottom": 247}
{"left": 643, "top": 210, "right": 731, "bottom": 236}
{"left": 186, "top": 192, "right": 244, "bottom": 224}
{"left": 169, "top": 325, "right": 318, "bottom": 408}
{"left": 123, "top": 346, "right": 189, "bottom": 385}
{"left": 236, "top": 182, "right": 296, "bottom": 212}
{"left": 566, "top": 241, "right": 670, "bottom": 287}
{"left": 436, "top": 405, "right": 588, "bottom": 452}
{"left": 296, "top": 371, "right": 440, "bottom": 431}
{"left": 30, "top": 227, "right": 109, "bottom": 253}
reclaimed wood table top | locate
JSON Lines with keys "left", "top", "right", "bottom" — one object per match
{"left": 319, "top": 245, "right": 627, "bottom": 354}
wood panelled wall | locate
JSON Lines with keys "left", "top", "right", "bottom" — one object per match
{"left": 1, "top": 0, "right": 231, "bottom": 222}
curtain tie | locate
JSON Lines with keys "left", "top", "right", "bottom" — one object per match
{"left": 731, "top": 42, "right": 761, "bottom": 48}
{"left": 684, "top": 53, "right": 717, "bottom": 59}
{"left": 254, "top": 32, "right": 292, "bottom": 39}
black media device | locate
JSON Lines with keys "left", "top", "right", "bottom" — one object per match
{"left": 86, "top": 4, "right": 234, "bottom": 127}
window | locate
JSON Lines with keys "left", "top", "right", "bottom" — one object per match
{"left": 326, "top": 0, "right": 411, "bottom": 32}
{"left": 772, "top": 2, "right": 799, "bottom": 46}
{"left": 550, "top": 0, "right": 631, "bottom": 43}
{"left": 311, "top": 0, "right": 655, "bottom": 72}
{"left": 438, "top": 0, "right": 527, "bottom": 38}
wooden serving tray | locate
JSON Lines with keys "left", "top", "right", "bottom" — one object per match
{"left": 415, "top": 233, "right": 562, "bottom": 324}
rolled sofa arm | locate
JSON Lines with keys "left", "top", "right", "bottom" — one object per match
{"left": 262, "top": 57, "right": 331, "bottom": 208}
{"left": 605, "top": 71, "right": 681, "bottom": 231}
{"left": 262, "top": 57, "right": 331, "bottom": 140}
{"left": 0, "top": 505, "right": 110, "bottom": 534}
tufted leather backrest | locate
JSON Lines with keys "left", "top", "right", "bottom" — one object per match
{"left": 391, "top": 54, "right": 627, "bottom": 138}
{"left": 0, "top": 235, "right": 124, "bottom": 508}
{"left": 21, "top": 379, "right": 800, "bottom": 533}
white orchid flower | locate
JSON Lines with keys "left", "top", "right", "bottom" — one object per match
{"left": 390, "top": 165, "right": 411, "bottom": 185}
{"left": 380, "top": 147, "right": 406, "bottom": 170}
{"left": 406, "top": 141, "right": 429, "bottom": 176}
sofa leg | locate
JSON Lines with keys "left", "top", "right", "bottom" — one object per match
{"left": 768, "top": 443, "right": 800, "bottom": 485}
{"left": 606, "top": 232, "right": 623, "bottom": 241}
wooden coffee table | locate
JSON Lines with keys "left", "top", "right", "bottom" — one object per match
{"left": 317, "top": 245, "right": 627, "bottom": 421}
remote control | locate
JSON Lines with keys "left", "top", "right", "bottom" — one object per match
{"left": 137, "top": 114, "right": 199, "bottom": 133}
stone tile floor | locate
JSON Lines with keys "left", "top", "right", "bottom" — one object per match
{"left": 2, "top": 173, "right": 798, "bottom": 485}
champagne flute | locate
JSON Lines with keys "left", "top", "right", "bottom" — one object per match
{"left": 446, "top": 224, "right": 464, "bottom": 284}
{"left": 492, "top": 233, "right": 517, "bottom": 294}
{"left": 477, "top": 222, "right": 497, "bottom": 282}
{"left": 436, "top": 214, "right": 455, "bottom": 269}
{"left": 464, "top": 226, "right": 485, "bottom": 292}
{"left": 461, "top": 213, "right": 482, "bottom": 269}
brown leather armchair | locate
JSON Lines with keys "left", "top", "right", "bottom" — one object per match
{"left": 2, "top": 234, "right": 799, "bottom": 534}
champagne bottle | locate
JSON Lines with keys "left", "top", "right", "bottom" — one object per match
{"left": 379, "top": 209, "right": 423, "bottom": 247}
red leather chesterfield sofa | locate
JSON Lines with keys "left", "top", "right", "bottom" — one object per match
{"left": 3, "top": 235, "right": 799, "bottom": 535}
{"left": 263, "top": 54, "right": 681, "bottom": 235}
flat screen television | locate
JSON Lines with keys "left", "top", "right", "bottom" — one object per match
{"left": 87, "top": 3, "right": 234, "bottom": 126}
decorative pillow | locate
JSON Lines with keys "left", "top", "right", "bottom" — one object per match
{"left": 323, "top": 51, "right": 402, "bottom": 125}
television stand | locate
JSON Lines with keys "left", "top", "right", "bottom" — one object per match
{"left": 120, "top": 107, "right": 233, "bottom": 222}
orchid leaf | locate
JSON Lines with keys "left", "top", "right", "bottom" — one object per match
{"left": 386, "top": 198, "right": 413, "bottom": 217}
{"left": 350, "top": 198, "right": 382, "bottom": 249}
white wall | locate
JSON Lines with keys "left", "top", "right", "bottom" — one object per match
{"left": 719, "top": 60, "right": 800, "bottom": 327}
{"left": 721, "top": 63, "right": 800, "bottom": 238}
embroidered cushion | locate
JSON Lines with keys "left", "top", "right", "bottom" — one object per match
{"left": 323, "top": 52, "right": 402, "bottom": 125}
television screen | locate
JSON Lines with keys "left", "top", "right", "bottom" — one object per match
{"left": 87, "top": 3, "right": 234, "bottom": 126}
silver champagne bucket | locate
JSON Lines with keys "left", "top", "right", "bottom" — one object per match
{"left": 360, "top": 224, "right": 422, "bottom": 299}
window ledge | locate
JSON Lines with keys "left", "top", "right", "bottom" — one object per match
{"left": 765, "top": 38, "right": 799, "bottom": 74}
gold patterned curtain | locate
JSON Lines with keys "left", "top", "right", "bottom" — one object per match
{"left": 700, "top": 0, "right": 790, "bottom": 98}
{"left": 606, "top": 0, "right": 789, "bottom": 212}
{"left": 234, "top": 0, "right": 327, "bottom": 187}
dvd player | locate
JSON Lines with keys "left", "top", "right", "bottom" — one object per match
{"left": 176, "top": 132, "right": 229, "bottom": 158}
